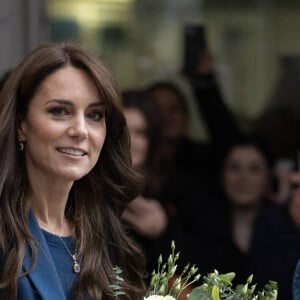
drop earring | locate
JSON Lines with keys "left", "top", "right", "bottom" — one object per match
{"left": 18, "top": 141, "right": 24, "bottom": 151}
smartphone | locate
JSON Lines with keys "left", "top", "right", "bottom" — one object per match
{"left": 182, "top": 25, "right": 206, "bottom": 76}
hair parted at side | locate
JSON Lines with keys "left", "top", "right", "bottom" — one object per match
{"left": 0, "top": 42, "right": 145, "bottom": 299}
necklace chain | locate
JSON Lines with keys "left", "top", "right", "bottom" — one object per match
{"left": 36, "top": 217, "right": 81, "bottom": 273}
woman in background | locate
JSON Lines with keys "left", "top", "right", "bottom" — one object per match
{"left": 248, "top": 150, "right": 300, "bottom": 300}
{"left": 221, "top": 135, "right": 274, "bottom": 256}
{"left": 180, "top": 134, "right": 274, "bottom": 279}
{"left": 121, "top": 89, "right": 199, "bottom": 299}
{"left": 121, "top": 89, "right": 170, "bottom": 275}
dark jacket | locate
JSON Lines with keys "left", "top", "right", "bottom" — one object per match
{"left": 246, "top": 204, "right": 300, "bottom": 300}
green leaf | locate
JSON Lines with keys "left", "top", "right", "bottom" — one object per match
{"left": 187, "top": 285, "right": 210, "bottom": 300}
{"left": 211, "top": 285, "right": 221, "bottom": 300}
{"left": 219, "top": 272, "right": 235, "bottom": 285}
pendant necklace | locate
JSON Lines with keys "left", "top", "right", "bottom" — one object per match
{"left": 37, "top": 217, "right": 81, "bottom": 273}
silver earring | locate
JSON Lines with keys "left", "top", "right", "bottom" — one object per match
{"left": 18, "top": 141, "right": 24, "bottom": 151}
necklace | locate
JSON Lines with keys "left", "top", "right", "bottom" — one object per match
{"left": 36, "top": 217, "right": 81, "bottom": 274}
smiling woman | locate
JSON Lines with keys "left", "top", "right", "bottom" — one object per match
{"left": 220, "top": 134, "right": 274, "bottom": 255}
{"left": 0, "top": 42, "right": 145, "bottom": 299}
{"left": 19, "top": 67, "right": 107, "bottom": 182}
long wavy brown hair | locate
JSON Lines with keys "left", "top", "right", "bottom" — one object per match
{"left": 0, "top": 42, "right": 145, "bottom": 299}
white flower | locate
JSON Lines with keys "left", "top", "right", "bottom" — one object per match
{"left": 144, "top": 296, "right": 176, "bottom": 300}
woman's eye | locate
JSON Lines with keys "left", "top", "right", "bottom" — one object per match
{"left": 49, "top": 107, "right": 68, "bottom": 117}
{"left": 88, "top": 111, "right": 104, "bottom": 121}
{"left": 227, "top": 163, "right": 241, "bottom": 172}
{"left": 249, "top": 164, "right": 263, "bottom": 174}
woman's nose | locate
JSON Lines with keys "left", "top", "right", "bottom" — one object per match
{"left": 67, "top": 115, "right": 88, "bottom": 139}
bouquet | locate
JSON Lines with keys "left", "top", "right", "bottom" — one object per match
{"left": 111, "top": 241, "right": 278, "bottom": 300}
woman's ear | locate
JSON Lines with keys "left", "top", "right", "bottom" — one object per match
{"left": 17, "top": 121, "right": 26, "bottom": 142}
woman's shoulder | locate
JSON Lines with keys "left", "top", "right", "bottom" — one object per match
{"left": 254, "top": 203, "right": 300, "bottom": 243}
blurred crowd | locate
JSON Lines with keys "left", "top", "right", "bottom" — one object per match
{"left": 1, "top": 44, "right": 300, "bottom": 300}
{"left": 119, "top": 49, "right": 300, "bottom": 300}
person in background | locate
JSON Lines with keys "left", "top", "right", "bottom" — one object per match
{"left": 121, "top": 89, "right": 165, "bottom": 196}
{"left": 145, "top": 49, "right": 241, "bottom": 191}
{"left": 178, "top": 134, "right": 274, "bottom": 279}
{"left": 221, "top": 135, "right": 274, "bottom": 256}
{"left": 140, "top": 46, "right": 243, "bottom": 283}
{"left": 248, "top": 150, "right": 300, "bottom": 300}
{"left": 121, "top": 90, "right": 169, "bottom": 274}
{"left": 257, "top": 107, "right": 300, "bottom": 204}
{"left": 121, "top": 89, "right": 198, "bottom": 300}
{"left": 121, "top": 89, "right": 168, "bottom": 241}
{"left": 0, "top": 42, "right": 145, "bottom": 299}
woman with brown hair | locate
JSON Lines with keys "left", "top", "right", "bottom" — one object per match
{"left": 0, "top": 42, "right": 145, "bottom": 299}
{"left": 121, "top": 90, "right": 169, "bottom": 276}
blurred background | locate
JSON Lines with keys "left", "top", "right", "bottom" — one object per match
{"left": 1, "top": 0, "right": 300, "bottom": 139}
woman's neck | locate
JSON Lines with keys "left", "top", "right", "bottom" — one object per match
{"left": 231, "top": 205, "right": 259, "bottom": 254}
{"left": 28, "top": 176, "right": 74, "bottom": 236}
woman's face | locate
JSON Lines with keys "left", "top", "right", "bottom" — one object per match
{"left": 124, "top": 108, "right": 149, "bottom": 170}
{"left": 223, "top": 146, "right": 270, "bottom": 207}
{"left": 19, "top": 66, "right": 106, "bottom": 183}
{"left": 152, "top": 88, "right": 188, "bottom": 140}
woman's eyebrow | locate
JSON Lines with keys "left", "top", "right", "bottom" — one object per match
{"left": 45, "top": 99, "right": 73, "bottom": 106}
{"left": 88, "top": 102, "right": 105, "bottom": 108}
{"left": 45, "top": 99, "right": 105, "bottom": 107}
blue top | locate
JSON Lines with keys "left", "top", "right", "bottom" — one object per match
{"left": 12, "top": 212, "right": 79, "bottom": 300}
{"left": 41, "top": 230, "right": 78, "bottom": 299}
{"left": 293, "top": 259, "right": 300, "bottom": 299}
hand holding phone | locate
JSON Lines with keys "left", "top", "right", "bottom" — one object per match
{"left": 182, "top": 25, "right": 212, "bottom": 77}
